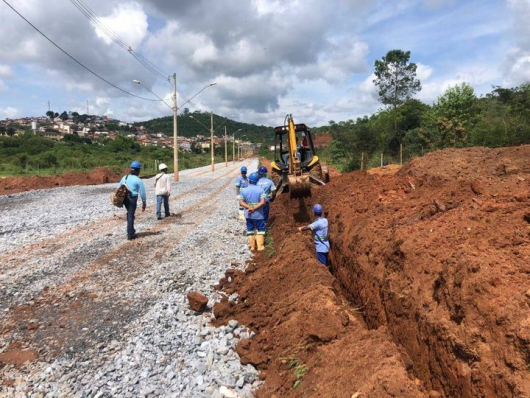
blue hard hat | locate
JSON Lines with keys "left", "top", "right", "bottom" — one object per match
{"left": 241, "top": 166, "right": 247, "bottom": 173}
{"left": 130, "top": 160, "right": 141, "bottom": 169}
{"left": 249, "top": 172, "right": 259, "bottom": 184}
{"left": 313, "top": 204, "right": 323, "bottom": 214}
{"left": 258, "top": 166, "right": 267, "bottom": 174}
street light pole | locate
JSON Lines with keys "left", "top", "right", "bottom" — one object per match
{"left": 210, "top": 112, "right": 214, "bottom": 172}
{"left": 172, "top": 73, "right": 179, "bottom": 182}
{"left": 233, "top": 134, "right": 236, "bottom": 164}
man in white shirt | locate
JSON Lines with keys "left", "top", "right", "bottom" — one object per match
{"left": 154, "top": 163, "right": 171, "bottom": 220}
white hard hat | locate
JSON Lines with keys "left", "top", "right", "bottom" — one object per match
{"left": 159, "top": 163, "right": 168, "bottom": 170}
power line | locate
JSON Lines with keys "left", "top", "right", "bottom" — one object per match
{"left": 2, "top": 0, "right": 163, "bottom": 102}
{"left": 68, "top": 0, "right": 170, "bottom": 82}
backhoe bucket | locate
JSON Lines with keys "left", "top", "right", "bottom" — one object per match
{"left": 288, "top": 175, "right": 311, "bottom": 199}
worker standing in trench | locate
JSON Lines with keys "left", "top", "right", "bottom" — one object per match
{"left": 238, "top": 172, "right": 267, "bottom": 251}
{"left": 257, "top": 165, "right": 276, "bottom": 225}
{"left": 298, "top": 204, "right": 330, "bottom": 266}
{"left": 235, "top": 166, "right": 249, "bottom": 221}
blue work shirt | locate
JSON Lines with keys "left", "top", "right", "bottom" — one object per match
{"left": 238, "top": 184, "right": 266, "bottom": 220}
{"left": 309, "top": 217, "right": 329, "bottom": 253}
{"left": 235, "top": 175, "right": 249, "bottom": 191}
{"left": 118, "top": 174, "right": 147, "bottom": 204}
{"left": 257, "top": 177, "right": 276, "bottom": 201}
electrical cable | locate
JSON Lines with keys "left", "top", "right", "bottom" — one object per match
{"left": 2, "top": 0, "right": 162, "bottom": 102}
{"left": 69, "top": 0, "right": 170, "bottom": 82}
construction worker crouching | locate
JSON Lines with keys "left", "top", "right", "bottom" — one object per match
{"left": 298, "top": 204, "right": 330, "bottom": 266}
{"left": 238, "top": 172, "right": 267, "bottom": 251}
{"left": 235, "top": 166, "right": 249, "bottom": 221}
{"left": 257, "top": 165, "right": 276, "bottom": 224}
{"left": 118, "top": 160, "right": 146, "bottom": 240}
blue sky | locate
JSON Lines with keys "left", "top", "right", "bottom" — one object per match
{"left": 0, "top": 0, "right": 528, "bottom": 127}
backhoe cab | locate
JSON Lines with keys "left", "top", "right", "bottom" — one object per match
{"left": 270, "top": 115, "right": 329, "bottom": 199}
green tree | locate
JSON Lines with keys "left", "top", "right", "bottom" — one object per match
{"left": 46, "top": 110, "right": 55, "bottom": 119}
{"left": 373, "top": 49, "right": 422, "bottom": 152}
{"left": 59, "top": 111, "right": 68, "bottom": 121}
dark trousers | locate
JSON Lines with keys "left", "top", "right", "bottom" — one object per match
{"left": 123, "top": 194, "right": 138, "bottom": 238}
{"left": 156, "top": 195, "right": 170, "bottom": 217}
{"left": 316, "top": 252, "right": 328, "bottom": 266}
{"left": 263, "top": 202, "right": 270, "bottom": 224}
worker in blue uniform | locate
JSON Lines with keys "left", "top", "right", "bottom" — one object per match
{"left": 235, "top": 166, "right": 249, "bottom": 220}
{"left": 257, "top": 165, "right": 276, "bottom": 224}
{"left": 117, "top": 160, "right": 147, "bottom": 240}
{"left": 298, "top": 204, "right": 330, "bottom": 266}
{"left": 238, "top": 172, "right": 267, "bottom": 251}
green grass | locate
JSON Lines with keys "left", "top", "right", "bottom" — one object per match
{"left": 265, "top": 234, "right": 276, "bottom": 258}
{"left": 280, "top": 354, "right": 308, "bottom": 390}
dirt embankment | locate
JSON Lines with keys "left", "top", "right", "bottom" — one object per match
{"left": 317, "top": 146, "right": 530, "bottom": 397}
{"left": 0, "top": 167, "right": 124, "bottom": 196}
{"left": 215, "top": 202, "right": 428, "bottom": 395}
{"left": 313, "top": 133, "right": 332, "bottom": 148}
{"left": 220, "top": 146, "right": 530, "bottom": 397}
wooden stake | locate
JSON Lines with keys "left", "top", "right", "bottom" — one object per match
{"left": 400, "top": 143, "right": 403, "bottom": 165}
{"left": 380, "top": 153, "right": 383, "bottom": 167}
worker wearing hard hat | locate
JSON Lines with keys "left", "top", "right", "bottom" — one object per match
{"left": 235, "top": 166, "right": 249, "bottom": 221}
{"left": 118, "top": 160, "right": 147, "bottom": 240}
{"left": 154, "top": 163, "right": 171, "bottom": 220}
{"left": 239, "top": 172, "right": 267, "bottom": 251}
{"left": 257, "top": 165, "right": 276, "bottom": 224}
{"left": 298, "top": 204, "right": 330, "bottom": 266}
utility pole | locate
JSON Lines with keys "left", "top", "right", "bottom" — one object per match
{"left": 224, "top": 126, "right": 228, "bottom": 167}
{"left": 87, "top": 100, "right": 89, "bottom": 115}
{"left": 48, "top": 100, "right": 50, "bottom": 112}
{"left": 173, "top": 73, "right": 179, "bottom": 182}
{"left": 233, "top": 134, "right": 236, "bottom": 164}
{"left": 238, "top": 139, "right": 241, "bottom": 161}
{"left": 210, "top": 112, "right": 215, "bottom": 172}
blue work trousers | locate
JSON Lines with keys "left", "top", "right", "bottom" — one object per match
{"left": 316, "top": 252, "right": 328, "bottom": 266}
{"left": 263, "top": 202, "right": 270, "bottom": 224}
{"left": 156, "top": 195, "right": 170, "bottom": 217}
{"left": 123, "top": 194, "right": 138, "bottom": 238}
{"left": 246, "top": 219, "right": 266, "bottom": 235}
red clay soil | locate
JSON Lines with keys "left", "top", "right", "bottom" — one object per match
{"left": 316, "top": 146, "right": 530, "bottom": 397}
{"left": 220, "top": 145, "right": 530, "bottom": 397}
{"left": 313, "top": 133, "right": 332, "bottom": 148}
{"left": 215, "top": 211, "right": 428, "bottom": 395}
{"left": 0, "top": 167, "right": 123, "bottom": 195}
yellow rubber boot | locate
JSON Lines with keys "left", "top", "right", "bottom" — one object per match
{"left": 256, "top": 235, "right": 265, "bottom": 251}
{"left": 248, "top": 235, "right": 257, "bottom": 251}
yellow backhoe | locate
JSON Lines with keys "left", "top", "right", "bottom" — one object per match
{"left": 270, "top": 115, "right": 329, "bottom": 199}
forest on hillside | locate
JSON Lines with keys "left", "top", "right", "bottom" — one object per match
{"left": 137, "top": 109, "right": 274, "bottom": 145}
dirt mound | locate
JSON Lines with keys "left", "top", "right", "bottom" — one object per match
{"left": 398, "top": 145, "right": 530, "bottom": 181}
{"left": 215, "top": 202, "right": 427, "bottom": 396}
{"left": 310, "top": 146, "right": 530, "bottom": 397}
{"left": 0, "top": 167, "right": 124, "bottom": 196}
{"left": 313, "top": 133, "right": 332, "bottom": 148}
{"left": 367, "top": 164, "right": 402, "bottom": 176}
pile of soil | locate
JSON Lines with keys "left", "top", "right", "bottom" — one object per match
{"left": 0, "top": 167, "right": 124, "bottom": 196}
{"left": 313, "top": 133, "right": 332, "bottom": 148}
{"left": 219, "top": 145, "right": 530, "bottom": 397}
{"left": 215, "top": 208, "right": 428, "bottom": 394}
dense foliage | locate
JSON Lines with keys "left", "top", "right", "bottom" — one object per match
{"left": 314, "top": 83, "right": 530, "bottom": 172}
{"left": 0, "top": 133, "right": 232, "bottom": 176}
{"left": 137, "top": 109, "right": 274, "bottom": 145}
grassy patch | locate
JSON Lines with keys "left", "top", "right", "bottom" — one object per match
{"left": 265, "top": 234, "right": 275, "bottom": 258}
{"left": 280, "top": 354, "right": 308, "bottom": 390}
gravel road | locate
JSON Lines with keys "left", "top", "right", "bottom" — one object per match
{"left": 0, "top": 160, "right": 260, "bottom": 397}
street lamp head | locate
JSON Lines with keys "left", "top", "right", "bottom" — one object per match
{"left": 210, "top": 83, "right": 217, "bottom": 86}
{"left": 132, "top": 79, "right": 141, "bottom": 84}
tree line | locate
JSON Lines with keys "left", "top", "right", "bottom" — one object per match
{"left": 314, "top": 49, "right": 530, "bottom": 171}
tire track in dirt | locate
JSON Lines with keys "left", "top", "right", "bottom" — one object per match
{"left": 0, "top": 163, "right": 248, "bottom": 364}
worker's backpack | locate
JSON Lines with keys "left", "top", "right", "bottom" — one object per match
{"left": 110, "top": 176, "right": 130, "bottom": 208}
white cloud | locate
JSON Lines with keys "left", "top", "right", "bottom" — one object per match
{"left": 0, "top": 107, "right": 19, "bottom": 119}
{"left": 95, "top": 3, "right": 148, "bottom": 49}
{"left": 0, "top": 65, "right": 13, "bottom": 79}
{"left": 416, "top": 63, "right": 434, "bottom": 81}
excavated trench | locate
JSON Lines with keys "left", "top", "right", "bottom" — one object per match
{"left": 312, "top": 147, "right": 530, "bottom": 398}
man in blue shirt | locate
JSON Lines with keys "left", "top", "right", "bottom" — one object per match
{"left": 118, "top": 160, "right": 147, "bottom": 240}
{"left": 298, "top": 204, "right": 330, "bottom": 266}
{"left": 238, "top": 172, "right": 267, "bottom": 251}
{"left": 257, "top": 165, "right": 276, "bottom": 224}
{"left": 235, "top": 166, "right": 249, "bottom": 221}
